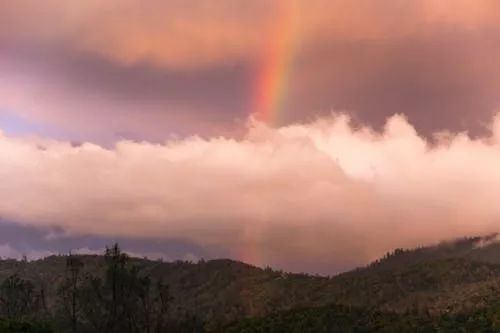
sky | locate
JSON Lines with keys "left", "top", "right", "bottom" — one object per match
{"left": 1, "top": 0, "right": 500, "bottom": 274}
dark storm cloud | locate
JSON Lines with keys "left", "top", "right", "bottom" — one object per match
{"left": 1, "top": 1, "right": 500, "bottom": 142}
{"left": 284, "top": 27, "right": 500, "bottom": 136}
{"left": 1, "top": 0, "right": 500, "bottom": 142}
{"left": 0, "top": 43, "right": 254, "bottom": 141}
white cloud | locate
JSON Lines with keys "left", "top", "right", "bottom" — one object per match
{"left": 0, "top": 244, "right": 22, "bottom": 259}
{"left": 70, "top": 247, "right": 173, "bottom": 261}
{"left": 0, "top": 243, "right": 54, "bottom": 260}
{"left": 2, "top": 114, "right": 500, "bottom": 272}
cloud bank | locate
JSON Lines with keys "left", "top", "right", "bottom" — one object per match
{"left": 2, "top": 114, "right": 500, "bottom": 273}
{"left": 1, "top": 0, "right": 499, "bottom": 69}
{"left": 2, "top": 0, "right": 500, "bottom": 141}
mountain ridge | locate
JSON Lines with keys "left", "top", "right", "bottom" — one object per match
{"left": 1, "top": 234, "right": 500, "bottom": 331}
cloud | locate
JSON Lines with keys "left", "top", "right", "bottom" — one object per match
{"left": 0, "top": 45, "right": 253, "bottom": 143}
{"left": 0, "top": 243, "right": 54, "bottom": 260}
{"left": 1, "top": 0, "right": 499, "bottom": 69}
{"left": 2, "top": 1, "right": 500, "bottom": 142}
{"left": 0, "top": 220, "right": 213, "bottom": 264}
{"left": 70, "top": 247, "right": 185, "bottom": 261}
{"left": 0, "top": 244, "right": 183, "bottom": 262}
{"left": 472, "top": 233, "right": 500, "bottom": 249}
{"left": 1, "top": 114, "right": 500, "bottom": 273}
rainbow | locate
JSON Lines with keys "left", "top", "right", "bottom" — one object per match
{"left": 239, "top": 3, "right": 299, "bottom": 267}
{"left": 252, "top": 1, "right": 299, "bottom": 124}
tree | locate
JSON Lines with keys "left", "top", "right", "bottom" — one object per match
{"left": 153, "top": 279, "right": 173, "bottom": 333}
{"left": 76, "top": 243, "right": 175, "bottom": 332}
{"left": 57, "top": 254, "right": 84, "bottom": 333}
{"left": 78, "top": 275, "right": 107, "bottom": 333}
{"left": 0, "top": 244, "right": 179, "bottom": 332}
{"left": 0, "top": 274, "right": 37, "bottom": 320}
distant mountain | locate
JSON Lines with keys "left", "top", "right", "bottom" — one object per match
{"left": 1, "top": 234, "right": 500, "bottom": 332}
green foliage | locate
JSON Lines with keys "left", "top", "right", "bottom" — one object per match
{"left": 56, "top": 255, "right": 83, "bottom": 333}
{"left": 0, "top": 274, "right": 44, "bottom": 321}
{"left": 1, "top": 236, "right": 500, "bottom": 331}
{"left": 66, "top": 243, "right": 177, "bottom": 332}
{"left": 0, "top": 319, "right": 53, "bottom": 333}
{"left": 224, "top": 302, "right": 500, "bottom": 333}
{"left": 0, "top": 244, "right": 182, "bottom": 332}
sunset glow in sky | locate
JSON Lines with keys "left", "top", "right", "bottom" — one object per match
{"left": 2, "top": 0, "right": 500, "bottom": 273}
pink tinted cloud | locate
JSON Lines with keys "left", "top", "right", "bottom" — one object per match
{"left": 1, "top": 114, "right": 500, "bottom": 272}
{"left": 1, "top": 0, "right": 500, "bottom": 68}
{"left": 2, "top": 0, "right": 500, "bottom": 141}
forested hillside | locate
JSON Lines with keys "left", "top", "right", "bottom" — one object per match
{"left": 2, "top": 235, "right": 500, "bottom": 332}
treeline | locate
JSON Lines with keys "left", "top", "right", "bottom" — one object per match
{"left": 3, "top": 240, "right": 500, "bottom": 332}
{"left": 224, "top": 303, "right": 500, "bottom": 333}
{"left": 0, "top": 244, "right": 204, "bottom": 333}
